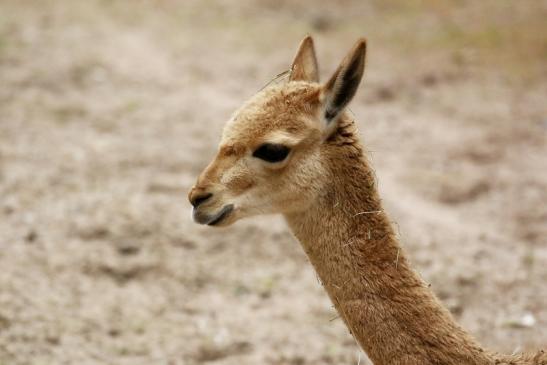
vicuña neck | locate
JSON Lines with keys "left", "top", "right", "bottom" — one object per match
{"left": 284, "top": 117, "right": 493, "bottom": 365}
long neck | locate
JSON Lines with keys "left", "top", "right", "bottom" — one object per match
{"left": 284, "top": 118, "right": 493, "bottom": 365}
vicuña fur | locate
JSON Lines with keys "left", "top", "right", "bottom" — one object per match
{"left": 188, "top": 36, "right": 546, "bottom": 365}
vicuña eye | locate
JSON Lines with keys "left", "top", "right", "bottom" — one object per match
{"left": 252, "top": 143, "right": 290, "bottom": 163}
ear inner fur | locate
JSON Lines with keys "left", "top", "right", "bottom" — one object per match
{"left": 324, "top": 39, "right": 366, "bottom": 122}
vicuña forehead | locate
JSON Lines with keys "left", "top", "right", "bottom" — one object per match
{"left": 222, "top": 82, "right": 320, "bottom": 145}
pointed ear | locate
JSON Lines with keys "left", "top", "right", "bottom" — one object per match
{"left": 289, "top": 36, "right": 319, "bottom": 82}
{"left": 321, "top": 38, "right": 366, "bottom": 124}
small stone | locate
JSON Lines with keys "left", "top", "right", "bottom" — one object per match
{"left": 520, "top": 313, "right": 536, "bottom": 327}
{"left": 504, "top": 312, "right": 537, "bottom": 328}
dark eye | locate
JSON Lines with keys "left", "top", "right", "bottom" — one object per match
{"left": 252, "top": 143, "right": 290, "bottom": 163}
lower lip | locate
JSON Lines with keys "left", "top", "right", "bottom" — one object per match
{"left": 207, "top": 205, "right": 234, "bottom": 226}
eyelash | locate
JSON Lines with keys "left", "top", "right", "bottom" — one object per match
{"left": 252, "top": 143, "right": 291, "bottom": 163}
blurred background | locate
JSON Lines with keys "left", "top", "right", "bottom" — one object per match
{"left": 0, "top": 1, "right": 546, "bottom": 364}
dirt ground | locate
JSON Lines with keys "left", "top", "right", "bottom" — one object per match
{"left": 0, "top": 1, "right": 546, "bottom": 364}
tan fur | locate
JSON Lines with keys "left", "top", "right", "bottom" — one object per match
{"left": 188, "top": 37, "right": 547, "bottom": 365}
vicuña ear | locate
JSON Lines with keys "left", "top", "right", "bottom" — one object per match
{"left": 321, "top": 38, "right": 366, "bottom": 125}
{"left": 289, "top": 36, "right": 319, "bottom": 82}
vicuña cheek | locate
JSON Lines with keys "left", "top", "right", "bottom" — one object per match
{"left": 222, "top": 170, "right": 256, "bottom": 195}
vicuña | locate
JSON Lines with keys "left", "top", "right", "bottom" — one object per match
{"left": 188, "top": 36, "right": 546, "bottom": 365}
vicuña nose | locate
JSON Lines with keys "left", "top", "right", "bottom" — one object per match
{"left": 190, "top": 192, "right": 213, "bottom": 208}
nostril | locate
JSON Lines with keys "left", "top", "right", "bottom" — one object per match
{"left": 191, "top": 193, "right": 213, "bottom": 208}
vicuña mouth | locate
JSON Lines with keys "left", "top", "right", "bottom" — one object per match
{"left": 206, "top": 204, "right": 234, "bottom": 226}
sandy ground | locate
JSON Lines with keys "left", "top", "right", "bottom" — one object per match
{"left": 0, "top": 1, "right": 546, "bottom": 364}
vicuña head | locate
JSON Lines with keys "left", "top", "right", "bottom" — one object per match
{"left": 188, "top": 37, "right": 546, "bottom": 365}
{"left": 188, "top": 36, "right": 366, "bottom": 227}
